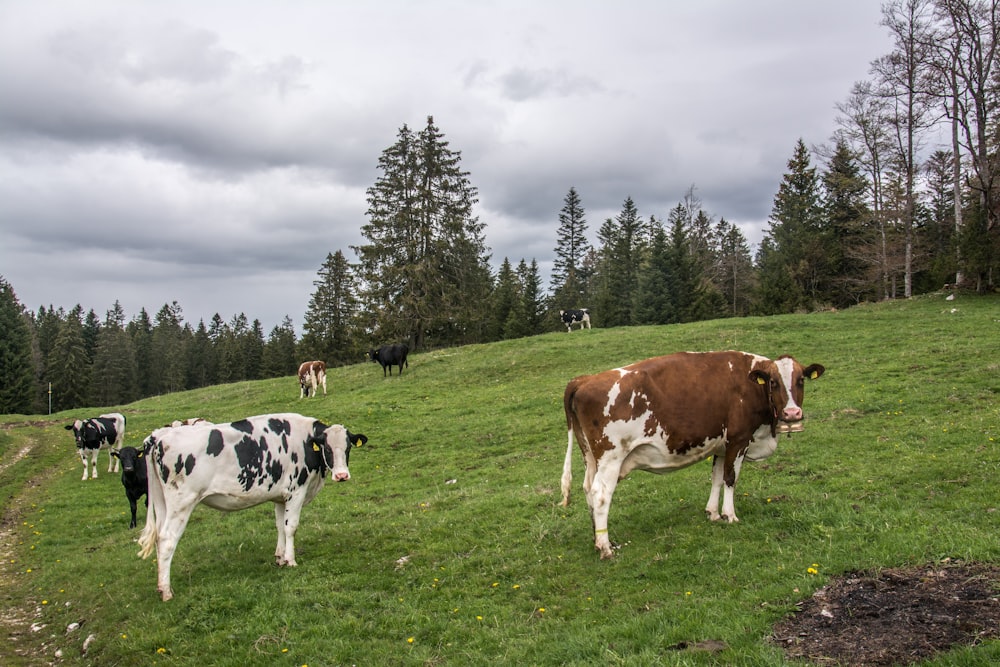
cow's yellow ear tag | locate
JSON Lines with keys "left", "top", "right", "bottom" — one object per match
{"left": 312, "top": 443, "right": 320, "bottom": 451}
{"left": 757, "top": 377, "right": 766, "bottom": 385}
{"left": 811, "top": 371, "right": 819, "bottom": 379}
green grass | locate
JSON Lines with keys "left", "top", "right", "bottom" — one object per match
{"left": 2, "top": 293, "right": 999, "bottom": 666}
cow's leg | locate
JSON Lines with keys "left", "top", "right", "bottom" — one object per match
{"left": 586, "top": 461, "right": 622, "bottom": 559}
{"left": 719, "top": 453, "right": 746, "bottom": 523}
{"left": 559, "top": 430, "right": 576, "bottom": 507}
{"left": 128, "top": 495, "right": 138, "bottom": 529}
{"left": 90, "top": 450, "right": 99, "bottom": 479}
{"left": 275, "top": 498, "right": 305, "bottom": 566}
{"left": 706, "top": 455, "right": 725, "bottom": 521}
{"left": 155, "top": 506, "right": 195, "bottom": 601}
{"left": 108, "top": 446, "right": 120, "bottom": 473}
{"left": 273, "top": 503, "right": 288, "bottom": 564}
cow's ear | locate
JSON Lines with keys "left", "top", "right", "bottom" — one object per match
{"left": 64, "top": 424, "right": 74, "bottom": 430}
{"left": 349, "top": 432, "right": 368, "bottom": 448}
{"left": 749, "top": 370, "right": 770, "bottom": 386}
{"left": 803, "top": 364, "right": 825, "bottom": 380}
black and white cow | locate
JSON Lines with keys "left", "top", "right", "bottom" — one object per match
{"left": 368, "top": 344, "right": 409, "bottom": 377}
{"left": 138, "top": 413, "right": 367, "bottom": 601}
{"left": 111, "top": 446, "right": 148, "bottom": 528}
{"left": 65, "top": 413, "right": 125, "bottom": 480}
{"left": 560, "top": 309, "right": 591, "bottom": 332}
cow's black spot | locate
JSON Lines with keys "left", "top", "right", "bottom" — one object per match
{"left": 231, "top": 419, "right": 254, "bottom": 434}
{"left": 184, "top": 453, "right": 196, "bottom": 475}
{"left": 268, "top": 418, "right": 291, "bottom": 436}
{"left": 206, "top": 429, "right": 225, "bottom": 456}
{"left": 234, "top": 434, "right": 267, "bottom": 492}
{"left": 173, "top": 454, "right": 186, "bottom": 475}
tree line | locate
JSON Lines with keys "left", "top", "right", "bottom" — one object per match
{"left": 1, "top": 1, "right": 998, "bottom": 415}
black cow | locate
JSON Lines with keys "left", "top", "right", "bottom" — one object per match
{"left": 65, "top": 412, "right": 125, "bottom": 480}
{"left": 559, "top": 309, "right": 591, "bottom": 332}
{"left": 368, "top": 344, "right": 409, "bottom": 377}
{"left": 111, "top": 446, "right": 148, "bottom": 529}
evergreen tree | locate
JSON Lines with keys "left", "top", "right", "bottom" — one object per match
{"left": 355, "top": 116, "right": 491, "bottom": 349}
{"left": 220, "top": 314, "right": 248, "bottom": 383}
{"left": 127, "top": 308, "right": 154, "bottom": 398}
{"left": 633, "top": 220, "right": 674, "bottom": 324}
{"left": 592, "top": 197, "right": 647, "bottom": 327}
{"left": 301, "top": 251, "right": 361, "bottom": 365}
{"left": 823, "top": 138, "right": 872, "bottom": 305}
{"left": 757, "top": 139, "right": 830, "bottom": 311}
{"left": 186, "top": 319, "right": 216, "bottom": 389}
{"left": 505, "top": 259, "right": 545, "bottom": 338}
{"left": 150, "top": 302, "right": 186, "bottom": 395}
{"left": 0, "top": 277, "right": 35, "bottom": 414}
{"left": 551, "top": 187, "right": 591, "bottom": 306}
{"left": 49, "top": 306, "right": 90, "bottom": 410}
{"left": 90, "top": 301, "right": 137, "bottom": 406}
{"left": 243, "top": 319, "right": 265, "bottom": 380}
{"left": 489, "top": 258, "right": 519, "bottom": 340}
{"left": 261, "top": 317, "right": 298, "bottom": 378}
{"left": 82, "top": 309, "right": 101, "bottom": 364}
{"left": 714, "top": 219, "right": 756, "bottom": 317}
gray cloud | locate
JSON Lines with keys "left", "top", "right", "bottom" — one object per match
{"left": 0, "top": 0, "right": 900, "bottom": 332}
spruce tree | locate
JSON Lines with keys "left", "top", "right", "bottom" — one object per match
{"left": 49, "top": 306, "right": 90, "bottom": 410}
{"left": 301, "top": 250, "right": 360, "bottom": 365}
{"left": 490, "top": 258, "right": 519, "bottom": 340}
{"left": 757, "top": 139, "right": 829, "bottom": 311}
{"left": 0, "top": 277, "right": 35, "bottom": 414}
{"left": 90, "top": 301, "right": 137, "bottom": 406}
{"left": 261, "top": 317, "right": 298, "bottom": 378}
{"left": 823, "top": 138, "right": 872, "bottom": 305}
{"left": 551, "top": 187, "right": 591, "bottom": 306}
{"left": 355, "top": 116, "right": 491, "bottom": 349}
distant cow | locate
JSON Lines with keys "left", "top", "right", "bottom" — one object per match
{"left": 298, "top": 361, "right": 327, "bottom": 398}
{"left": 560, "top": 351, "right": 824, "bottom": 559}
{"left": 138, "top": 413, "right": 367, "bottom": 601}
{"left": 560, "top": 309, "right": 591, "bottom": 332}
{"left": 368, "top": 344, "right": 409, "bottom": 377}
{"left": 65, "top": 413, "right": 125, "bottom": 480}
{"left": 111, "top": 446, "right": 148, "bottom": 528}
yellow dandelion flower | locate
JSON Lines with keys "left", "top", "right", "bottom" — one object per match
{"left": 407, "top": 637, "right": 414, "bottom": 644}
{"left": 512, "top": 584, "right": 520, "bottom": 590}
{"left": 538, "top": 607, "right": 546, "bottom": 613}
{"left": 156, "top": 648, "right": 166, "bottom": 654}
{"left": 476, "top": 615, "right": 483, "bottom": 621}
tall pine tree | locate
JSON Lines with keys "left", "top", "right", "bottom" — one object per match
{"left": 355, "top": 116, "right": 491, "bottom": 349}
{"left": 0, "top": 277, "right": 35, "bottom": 414}
{"left": 301, "top": 250, "right": 361, "bottom": 365}
{"left": 550, "top": 187, "right": 591, "bottom": 308}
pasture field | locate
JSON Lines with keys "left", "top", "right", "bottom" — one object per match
{"left": 2, "top": 293, "right": 999, "bottom": 666}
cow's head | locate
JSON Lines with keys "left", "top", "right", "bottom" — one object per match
{"left": 65, "top": 419, "right": 98, "bottom": 448}
{"left": 111, "top": 446, "right": 144, "bottom": 474}
{"left": 309, "top": 423, "right": 368, "bottom": 481}
{"left": 367, "top": 349, "right": 379, "bottom": 363}
{"left": 749, "top": 356, "right": 824, "bottom": 431}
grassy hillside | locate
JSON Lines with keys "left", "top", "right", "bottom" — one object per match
{"left": 2, "top": 293, "right": 999, "bottom": 666}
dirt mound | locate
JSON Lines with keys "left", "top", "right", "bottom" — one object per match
{"left": 772, "top": 562, "right": 1000, "bottom": 666}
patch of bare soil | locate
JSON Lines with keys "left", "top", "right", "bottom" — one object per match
{"left": 772, "top": 562, "right": 1000, "bottom": 666}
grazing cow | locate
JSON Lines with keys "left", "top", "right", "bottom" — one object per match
{"left": 111, "top": 446, "right": 148, "bottom": 528}
{"left": 65, "top": 413, "right": 126, "bottom": 480}
{"left": 560, "top": 351, "right": 824, "bottom": 559}
{"left": 137, "top": 413, "right": 367, "bottom": 601}
{"left": 298, "top": 361, "right": 327, "bottom": 398}
{"left": 560, "top": 309, "right": 591, "bottom": 332}
{"left": 367, "top": 344, "right": 409, "bottom": 377}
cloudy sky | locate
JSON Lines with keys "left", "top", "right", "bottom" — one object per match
{"left": 0, "top": 1, "right": 893, "bottom": 333}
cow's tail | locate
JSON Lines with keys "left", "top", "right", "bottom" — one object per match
{"left": 137, "top": 440, "right": 161, "bottom": 560}
{"left": 559, "top": 379, "right": 581, "bottom": 507}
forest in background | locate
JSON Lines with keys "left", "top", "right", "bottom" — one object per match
{"left": 1, "top": 0, "right": 998, "bottom": 415}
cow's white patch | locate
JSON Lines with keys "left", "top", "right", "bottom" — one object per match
{"left": 775, "top": 357, "right": 798, "bottom": 412}
{"left": 746, "top": 423, "right": 778, "bottom": 460}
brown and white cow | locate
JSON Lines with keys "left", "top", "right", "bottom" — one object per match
{"left": 298, "top": 361, "right": 327, "bottom": 398}
{"left": 559, "top": 351, "right": 824, "bottom": 559}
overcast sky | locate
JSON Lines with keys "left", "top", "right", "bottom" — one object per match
{"left": 0, "top": 1, "right": 894, "bottom": 333}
